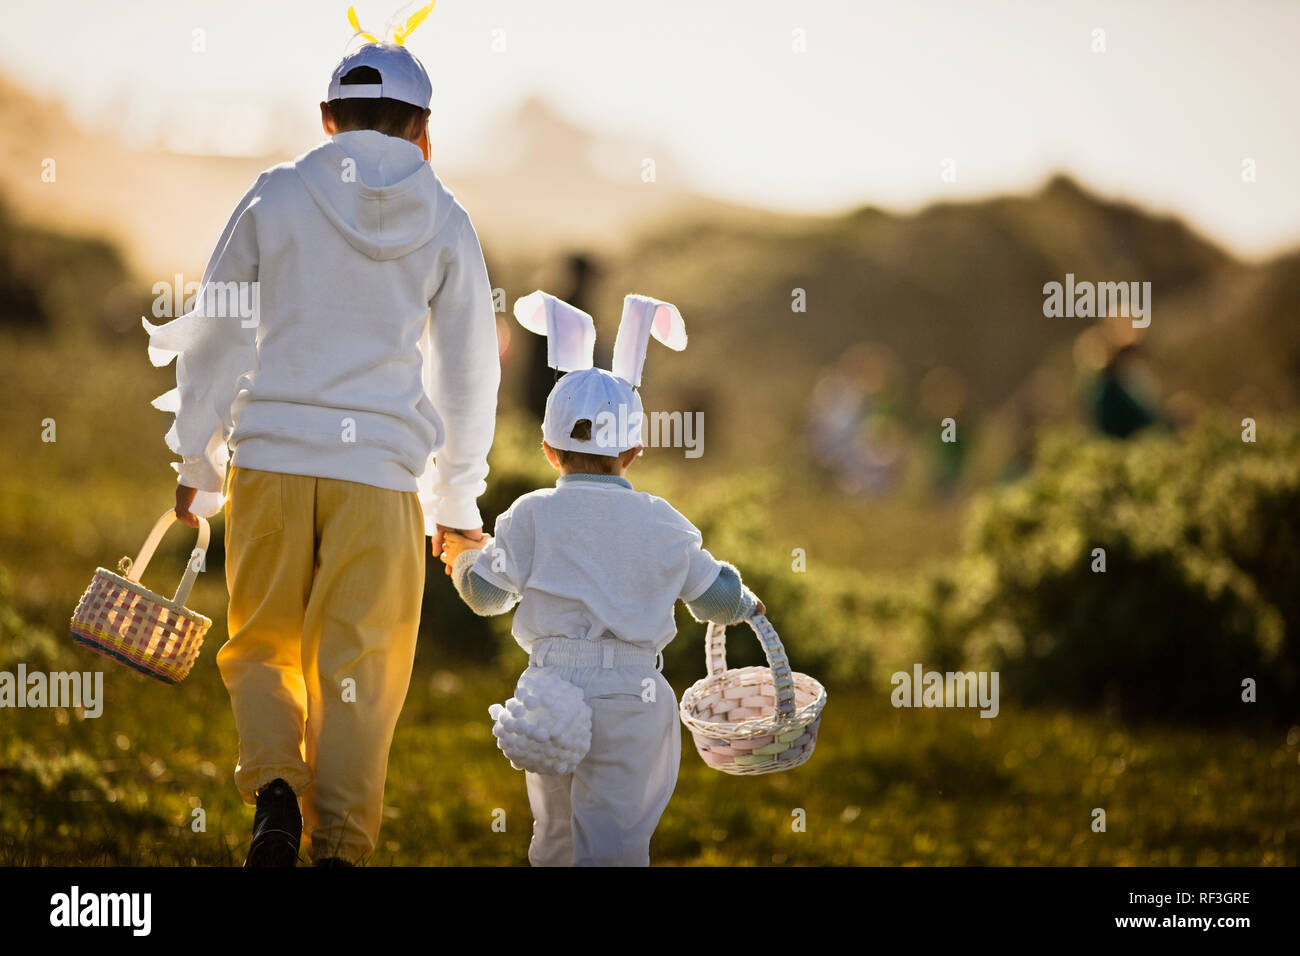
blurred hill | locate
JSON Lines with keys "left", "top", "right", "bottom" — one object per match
{"left": 3, "top": 69, "right": 1297, "bottom": 476}
{"left": 0, "top": 74, "right": 798, "bottom": 278}
{"left": 442, "top": 96, "right": 802, "bottom": 254}
{"left": 0, "top": 74, "right": 273, "bottom": 284}
{"left": 585, "top": 175, "right": 1296, "bottom": 466}
{"left": 1153, "top": 251, "right": 1300, "bottom": 411}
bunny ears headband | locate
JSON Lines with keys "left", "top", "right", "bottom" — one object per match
{"left": 512, "top": 291, "right": 687, "bottom": 386}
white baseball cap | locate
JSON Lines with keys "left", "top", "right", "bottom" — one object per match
{"left": 327, "top": 41, "right": 432, "bottom": 110}
{"left": 543, "top": 368, "right": 644, "bottom": 457}
{"left": 513, "top": 289, "right": 687, "bottom": 457}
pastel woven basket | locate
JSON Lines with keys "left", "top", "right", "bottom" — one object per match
{"left": 70, "top": 511, "right": 212, "bottom": 685}
{"left": 679, "top": 614, "right": 826, "bottom": 775}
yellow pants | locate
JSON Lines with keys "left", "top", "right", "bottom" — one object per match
{"left": 218, "top": 466, "right": 425, "bottom": 863}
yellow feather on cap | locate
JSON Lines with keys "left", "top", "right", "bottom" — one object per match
{"left": 346, "top": 6, "right": 378, "bottom": 43}
{"left": 393, "top": 1, "right": 438, "bottom": 45}
{"left": 347, "top": 2, "right": 438, "bottom": 46}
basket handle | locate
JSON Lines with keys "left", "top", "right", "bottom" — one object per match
{"left": 124, "top": 510, "right": 211, "bottom": 608}
{"left": 705, "top": 613, "right": 798, "bottom": 719}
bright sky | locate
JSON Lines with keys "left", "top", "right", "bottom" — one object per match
{"left": 3, "top": 0, "right": 1297, "bottom": 258}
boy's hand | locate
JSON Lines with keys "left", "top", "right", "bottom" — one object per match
{"left": 431, "top": 524, "right": 482, "bottom": 565}
{"left": 175, "top": 484, "right": 199, "bottom": 529}
{"left": 737, "top": 594, "right": 765, "bottom": 622}
{"left": 439, "top": 530, "right": 489, "bottom": 575}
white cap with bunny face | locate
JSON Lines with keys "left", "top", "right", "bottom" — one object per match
{"left": 514, "top": 291, "right": 687, "bottom": 457}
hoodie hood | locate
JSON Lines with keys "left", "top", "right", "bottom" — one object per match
{"left": 295, "top": 129, "right": 445, "bottom": 260}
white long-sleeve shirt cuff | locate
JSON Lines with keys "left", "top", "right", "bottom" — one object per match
{"left": 175, "top": 455, "right": 223, "bottom": 493}
{"left": 425, "top": 495, "right": 483, "bottom": 535}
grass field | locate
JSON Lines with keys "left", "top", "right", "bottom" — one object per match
{"left": 2, "top": 332, "right": 1297, "bottom": 866}
{"left": 3, "top": 615, "right": 1296, "bottom": 866}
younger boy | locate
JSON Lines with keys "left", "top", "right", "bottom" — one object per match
{"left": 441, "top": 364, "right": 762, "bottom": 866}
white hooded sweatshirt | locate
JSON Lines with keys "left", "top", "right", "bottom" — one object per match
{"left": 145, "top": 130, "right": 500, "bottom": 533}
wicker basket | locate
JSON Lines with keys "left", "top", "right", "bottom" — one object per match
{"left": 679, "top": 614, "right": 827, "bottom": 775}
{"left": 70, "top": 511, "right": 212, "bottom": 685}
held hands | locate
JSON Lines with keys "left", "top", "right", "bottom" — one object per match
{"left": 432, "top": 524, "right": 486, "bottom": 576}
{"left": 439, "top": 530, "right": 489, "bottom": 576}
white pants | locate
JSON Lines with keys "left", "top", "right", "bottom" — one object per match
{"left": 521, "top": 639, "right": 681, "bottom": 867}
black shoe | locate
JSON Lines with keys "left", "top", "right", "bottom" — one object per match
{"left": 313, "top": 857, "right": 355, "bottom": 867}
{"left": 244, "top": 778, "right": 301, "bottom": 867}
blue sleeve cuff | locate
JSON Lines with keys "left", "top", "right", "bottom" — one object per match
{"left": 684, "top": 563, "right": 756, "bottom": 625}
{"left": 451, "top": 549, "right": 518, "bottom": 616}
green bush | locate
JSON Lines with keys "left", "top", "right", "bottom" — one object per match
{"left": 925, "top": 418, "right": 1298, "bottom": 719}
{"left": 412, "top": 410, "right": 1299, "bottom": 722}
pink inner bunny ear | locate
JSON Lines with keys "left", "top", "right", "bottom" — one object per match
{"left": 512, "top": 290, "right": 550, "bottom": 337}
{"left": 512, "top": 290, "right": 595, "bottom": 372}
{"left": 651, "top": 303, "right": 687, "bottom": 351}
{"left": 612, "top": 294, "right": 687, "bottom": 387}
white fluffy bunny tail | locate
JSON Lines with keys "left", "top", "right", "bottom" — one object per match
{"left": 489, "top": 670, "right": 593, "bottom": 775}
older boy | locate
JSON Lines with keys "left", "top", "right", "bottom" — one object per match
{"left": 147, "top": 40, "right": 499, "bottom": 865}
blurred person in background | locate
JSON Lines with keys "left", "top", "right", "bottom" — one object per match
{"left": 919, "top": 365, "right": 969, "bottom": 495}
{"left": 1077, "top": 324, "right": 1167, "bottom": 439}
{"left": 808, "top": 342, "right": 908, "bottom": 495}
